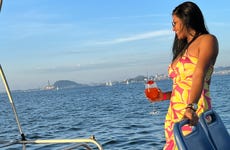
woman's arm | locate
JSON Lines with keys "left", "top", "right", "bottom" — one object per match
{"left": 184, "top": 34, "right": 218, "bottom": 125}
{"left": 159, "top": 91, "right": 172, "bottom": 101}
{"left": 188, "top": 34, "right": 218, "bottom": 105}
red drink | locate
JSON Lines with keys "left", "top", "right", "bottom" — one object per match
{"left": 145, "top": 87, "right": 159, "bottom": 100}
{"left": 145, "top": 80, "right": 160, "bottom": 101}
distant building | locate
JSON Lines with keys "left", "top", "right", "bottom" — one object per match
{"left": 44, "top": 80, "right": 55, "bottom": 90}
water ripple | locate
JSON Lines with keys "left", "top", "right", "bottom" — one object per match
{"left": 0, "top": 76, "right": 229, "bottom": 149}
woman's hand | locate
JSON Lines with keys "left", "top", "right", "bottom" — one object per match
{"left": 183, "top": 108, "right": 199, "bottom": 126}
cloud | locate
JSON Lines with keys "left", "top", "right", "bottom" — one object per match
{"left": 97, "top": 13, "right": 168, "bottom": 21}
{"left": 95, "top": 29, "right": 172, "bottom": 45}
{"left": 35, "top": 65, "right": 81, "bottom": 73}
{"left": 209, "top": 22, "right": 230, "bottom": 27}
{"left": 33, "top": 57, "right": 146, "bottom": 74}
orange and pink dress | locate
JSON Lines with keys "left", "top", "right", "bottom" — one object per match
{"left": 164, "top": 51, "right": 213, "bottom": 150}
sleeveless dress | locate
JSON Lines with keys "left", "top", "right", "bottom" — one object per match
{"left": 163, "top": 50, "right": 213, "bottom": 150}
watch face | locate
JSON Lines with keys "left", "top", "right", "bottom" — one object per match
{"left": 187, "top": 103, "right": 198, "bottom": 111}
{"left": 193, "top": 103, "right": 198, "bottom": 110}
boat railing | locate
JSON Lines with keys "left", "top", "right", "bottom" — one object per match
{"left": 0, "top": 135, "right": 103, "bottom": 150}
{"left": 0, "top": 65, "right": 103, "bottom": 150}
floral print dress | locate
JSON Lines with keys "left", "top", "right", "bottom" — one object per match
{"left": 163, "top": 51, "right": 213, "bottom": 150}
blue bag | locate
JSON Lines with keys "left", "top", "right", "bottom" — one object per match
{"left": 174, "top": 109, "right": 230, "bottom": 150}
{"left": 199, "top": 109, "right": 230, "bottom": 150}
{"left": 174, "top": 119, "right": 215, "bottom": 150}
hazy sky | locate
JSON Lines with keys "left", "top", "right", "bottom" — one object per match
{"left": 0, "top": 0, "right": 230, "bottom": 90}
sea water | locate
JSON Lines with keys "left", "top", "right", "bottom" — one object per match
{"left": 0, "top": 75, "right": 229, "bottom": 150}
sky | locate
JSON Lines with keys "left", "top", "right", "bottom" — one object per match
{"left": 0, "top": 0, "right": 230, "bottom": 90}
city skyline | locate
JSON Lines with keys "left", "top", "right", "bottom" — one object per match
{"left": 1, "top": 0, "right": 230, "bottom": 90}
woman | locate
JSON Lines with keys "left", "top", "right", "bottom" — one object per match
{"left": 145, "top": 1, "right": 218, "bottom": 149}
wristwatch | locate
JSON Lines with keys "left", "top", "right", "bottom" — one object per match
{"left": 186, "top": 103, "right": 198, "bottom": 111}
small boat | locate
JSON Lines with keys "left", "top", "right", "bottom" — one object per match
{"left": 105, "top": 81, "right": 112, "bottom": 86}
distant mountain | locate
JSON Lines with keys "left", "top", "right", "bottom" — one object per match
{"left": 53, "top": 80, "right": 85, "bottom": 89}
{"left": 214, "top": 66, "right": 230, "bottom": 75}
{"left": 132, "top": 75, "right": 146, "bottom": 81}
{"left": 214, "top": 66, "right": 230, "bottom": 72}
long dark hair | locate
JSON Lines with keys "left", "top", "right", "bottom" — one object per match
{"left": 0, "top": 0, "right": 2, "bottom": 12}
{"left": 172, "top": 1, "right": 209, "bottom": 61}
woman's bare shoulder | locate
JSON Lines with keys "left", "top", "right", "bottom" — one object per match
{"left": 199, "top": 34, "right": 218, "bottom": 64}
{"left": 200, "top": 34, "right": 218, "bottom": 43}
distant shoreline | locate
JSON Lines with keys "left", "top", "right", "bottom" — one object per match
{"left": 1, "top": 73, "right": 229, "bottom": 94}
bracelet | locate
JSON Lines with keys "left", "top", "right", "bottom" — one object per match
{"left": 186, "top": 103, "right": 198, "bottom": 111}
{"left": 162, "top": 93, "right": 167, "bottom": 100}
{"left": 185, "top": 106, "right": 196, "bottom": 112}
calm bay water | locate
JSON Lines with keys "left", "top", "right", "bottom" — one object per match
{"left": 0, "top": 75, "right": 229, "bottom": 150}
